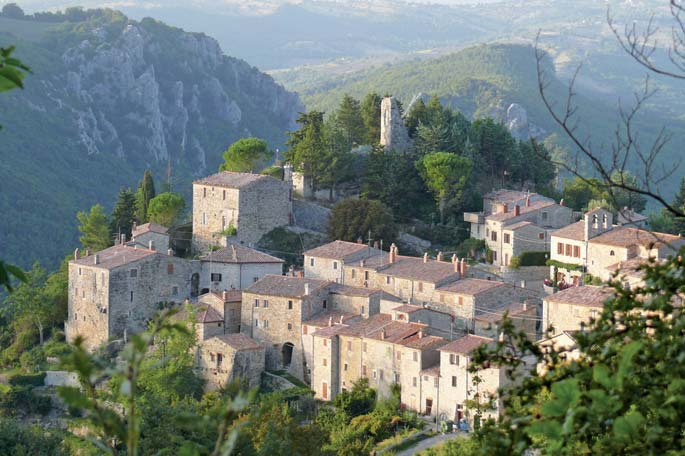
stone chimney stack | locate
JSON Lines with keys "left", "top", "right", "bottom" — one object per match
{"left": 304, "top": 282, "right": 310, "bottom": 296}
{"left": 525, "top": 196, "right": 531, "bottom": 207}
{"left": 74, "top": 248, "right": 80, "bottom": 259}
{"left": 85, "top": 249, "right": 91, "bottom": 257}
{"left": 514, "top": 205, "right": 521, "bottom": 216}
{"left": 418, "top": 330, "right": 424, "bottom": 339}
{"left": 381, "top": 329, "right": 386, "bottom": 340}
{"left": 132, "top": 221, "right": 137, "bottom": 232}
{"left": 167, "top": 249, "right": 173, "bottom": 256}
{"left": 503, "top": 203, "right": 509, "bottom": 214}
{"left": 328, "top": 316, "right": 333, "bottom": 327}
{"left": 94, "top": 254, "right": 99, "bottom": 265}
{"left": 452, "top": 255, "right": 458, "bottom": 272}
{"left": 223, "top": 290, "right": 228, "bottom": 301}
{"left": 121, "top": 233, "right": 126, "bottom": 245}
{"left": 389, "top": 243, "right": 397, "bottom": 263}
{"left": 437, "top": 251, "right": 444, "bottom": 262}
{"left": 339, "top": 315, "right": 344, "bottom": 324}
{"left": 460, "top": 258, "right": 467, "bottom": 276}
{"left": 423, "top": 252, "right": 428, "bottom": 263}
{"left": 148, "top": 240, "right": 155, "bottom": 251}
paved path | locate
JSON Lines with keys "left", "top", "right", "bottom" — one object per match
{"left": 394, "top": 432, "right": 459, "bottom": 456}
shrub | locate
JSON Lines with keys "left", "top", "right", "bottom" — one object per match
{"left": 517, "top": 251, "right": 548, "bottom": 266}
{"left": 9, "top": 372, "right": 46, "bottom": 387}
{"left": 19, "top": 346, "right": 44, "bottom": 373}
{"left": 509, "top": 256, "right": 521, "bottom": 269}
{"left": 0, "top": 385, "right": 52, "bottom": 416}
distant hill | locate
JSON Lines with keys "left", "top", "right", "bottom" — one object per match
{"left": 0, "top": 10, "right": 302, "bottom": 269}
{"left": 276, "top": 43, "right": 685, "bottom": 205}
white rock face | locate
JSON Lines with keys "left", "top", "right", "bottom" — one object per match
{"left": 380, "top": 96, "right": 411, "bottom": 153}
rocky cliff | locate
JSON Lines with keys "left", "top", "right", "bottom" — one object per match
{"left": 0, "top": 11, "right": 302, "bottom": 268}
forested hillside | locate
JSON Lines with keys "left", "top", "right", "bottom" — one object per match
{"left": 0, "top": 9, "right": 302, "bottom": 269}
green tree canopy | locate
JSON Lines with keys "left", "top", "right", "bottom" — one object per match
{"left": 0, "top": 4, "right": 24, "bottom": 20}
{"left": 336, "top": 94, "right": 365, "bottom": 146}
{"left": 285, "top": 111, "right": 327, "bottom": 190}
{"left": 219, "top": 137, "right": 272, "bottom": 173}
{"left": 561, "top": 177, "right": 604, "bottom": 211}
{"left": 76, "top": 203, "right": 111, "bottom": 252}
{"left": 417, "top": 152, "right": 473, "bottom": 223}
{"left": 147, "top": 192, "right": 185, "bottom": 228}
{"left": 360, "top": 92, "right": 382, "bottom": 144}
{"left": 134, "top": 170, "right": 156, "bottom": 223}
{"left": 328, "top": 198, "right": 397, "bottom": 244}
{"left": 110, "top": 187, "right": 136, "bottom": 239}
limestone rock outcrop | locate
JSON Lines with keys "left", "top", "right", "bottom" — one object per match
{"left": 380, "top": 96, "right": 412, "bottom": 153}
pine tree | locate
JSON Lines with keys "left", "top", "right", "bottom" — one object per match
{"left": 336, "top": 94, "right": 365, "bottom": 146}
{"left": 110, "top": 187, "right": 136, "bottom": 239}
{"left": 134, "top": 170, "right": 156, "bottom": 223}
{"left": 77, "top": 204, "right": 111, "bottom": 251}
{"left": 405, "top": 98, "right": 427, "bottom": 137}
{"left": 360, "top": 92, "right": 382, "bottom": 145}
{"left": 285, "top": 111, "right": 327, "bottom": 192}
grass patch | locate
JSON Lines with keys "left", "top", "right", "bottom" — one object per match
{"left": 375, "top": 428, "right": 433, "bottom": 454}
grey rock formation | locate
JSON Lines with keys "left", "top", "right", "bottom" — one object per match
{"left": 380, "top": 96, "right": 411, "bottom": 153}
{"left": 506, "top": 103, "right": 530, "bottom": 140}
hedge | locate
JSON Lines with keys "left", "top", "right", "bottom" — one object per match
{"left": 9, "top": 372, "right": 46, "bottom": 387}
{"left": 0, "top": 386, "right": 52, "bottom": 416}
{"left": 517, "top": 251, "right": 548, "bottom": 267}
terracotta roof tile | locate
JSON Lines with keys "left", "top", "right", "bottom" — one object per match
{"left": 474, "top": 301, "right": 534, "bottom": 323}
{"left": 304, "top": 240, "right": 379, "bottom": 261}
{"left": 551, "top": 221, "right": 586, "bottom": 241}
{"left": 393, "top": 304, "right": 423, "bottom": 314}
{"left": 439, "top": 335, "right": 493, "bottom": 355}
{"left": 400, "top": 334, "right": 447, "bottom": 350}
{"left": 378, "top": 256, "right": 460, "bottom": 283}
{"left": 438, "top": 278, "right": 505, "bottom": 296}
{"left": 329, "top": 283, "right": 381, "bottom": 297}
{"left": 72, "top": 244, "right": 156, "bottom": 270}
{"left": 201, "top": 244, "right": 284, "bottom": 264}
{"left": 338, "top": 314, "right": 393, "bottom": 337}
{"left": 211, "top": 333, "right": 263, "bottom": 351}
{"left": 364, "top": 320, "right": 425, "bottom": 343}
{"left": 193, "top": 171, "right": 271, "bottom": 189}
{"left": 504, "top": 221, "right": 534, "bottom": 231}
{"left": 589, "top": 227, "right": 683, "bottom": 248}
{"left": 486, "top": 200, "right": 557, "bottom": 222}
{"left": 304, "top": 310, "right": 359, "bottom": 328}
{"left": 544, "top": 285, "right": 613, "bottom": 308}
{"left": 132, "top": 222, "right": 168, "bottom": 236}
{"left": 246, "top": 275, "right": 330, "bottom": 298}
{"left": 311, "top": 324, "right": 349, "bottom": 339}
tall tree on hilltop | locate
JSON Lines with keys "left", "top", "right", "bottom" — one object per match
{"left": 328, "top": 198, "right": 397, "bottom": 244}
{"left": 405, "top": 98, "right": 427, "bottom": 137}
{"left": 321, "top": 118, "right": 355, "bottom": 200}
{"left": 417, "top": 151, "right": 473, "bottom": 224}
{"left": 469, "top": 118, "right": 516, "bottom": 188}
{"left": 110, "top": 187, "right": 136, "bottom": 240}
{"left": 135, "top": 170, "right": 156, "bottom": 223}
{"left": 285, "top": 111, "right": 327, "bottom": 192}
{"left": 77, "top": 203, "right": 111, "bottom": 252}
{"left": 360, "top": 92, "right": 382, "bottom": 145}
{"left": 219, "top": 137, "right": 272, "bottom": 173}
{"left": 336, "top": 94, "right": 365, "bottom": 146}
{"left": 147, "top": 192, "right": 185, "bottom": 228}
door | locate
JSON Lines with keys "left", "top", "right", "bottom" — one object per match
{"left": 322, "top": 382, "right": 328, "bottom": 400}
{"left": 504, "top": 253, "right": 509, "bottom": 266}
{"left": 456, "top": 404, "right": 464, "bottom": 422}
{"left": 425, "top": 398, "right": 433, "bottom": 415}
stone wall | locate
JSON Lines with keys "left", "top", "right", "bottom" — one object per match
{"left": 196, "top": 337, "right": 265, "bottom": 390}
{"left": 67, "top": 262, "right": 111, "bottom": 349}
{"left": 192, "top": 185, "right": 240, "bottom": 253}
{"left": 44, "top": 371, "right": 80, "bottom": 388}
{"left": 293, "top": 199, "right": 331, "bottom": 233}
{"left": 380, "top": 97, "right": 411, "bottom": 153}
{"left": 200, "top": 261, "right": 283, "bottom": 292}
{"left": 543, "top": 301, "right": 601, "bottom": 335}
{"left": 499, "top": 266, "right": 549, "bottom": 293}
{"left": 311, "top": 335, "right": 339, "bottom": 400}
{"left": 237, "top": 178, "right": 292, "bottom": 245}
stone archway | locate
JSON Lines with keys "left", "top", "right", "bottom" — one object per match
{"left": 281, "top": 342, "right": 294, "bottom": 368}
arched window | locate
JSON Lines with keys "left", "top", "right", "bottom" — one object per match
{"left": 281, "top": 342, "right": 294, "bottom": 368}
{"left": 610, "top": 250, "right": 615, "bottom": 256}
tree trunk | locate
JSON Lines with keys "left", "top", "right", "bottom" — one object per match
{"left": 36, "top": 319, "right": 44, "bottom": 345}
{"left": 439, "top": 197, "right": 446, "bottom": 224}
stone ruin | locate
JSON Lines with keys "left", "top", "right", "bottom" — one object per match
{"left": 380, "top": 96, "right": 412, "bottom": 153}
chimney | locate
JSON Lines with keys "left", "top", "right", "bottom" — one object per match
{"left": 452, "top": 255, "right": 459, "bottom": 272}
{"left": 298, "top": 270, "right": 304, "bottom": 278}
{"left": 389, "top": 243, "right": 397, "bottom": 263}
{"left": 525, "top": 196, "right": 531, "bottom": 207}
{"left": 418, "top": 330, "right": 423, "bottom": 339}
{"left": 85, "top": 249, "right": 91, "bottom": 257}
{"left": 132, "top": 221, "right": 137, "bottom": 232}
{"left": 93, "top": 254, "right": 99, "bottom": 265}
{"left": 133, "top": 245, "right": 137, "bottom": 250}
{"left": 148, "top": 240, "right": 155, "bottom": 251}
{"left": 360, "top": 259, "right": 366, "bottom": 267}
{"left": 460, "top": 258, "right": 466, "bottom": 276}
{"left": 74, "top": 248, "right": 80, "bottom": 259}
{"left": 437, "top": 251, "right": 444, "bottom": 262}
{"left": 304, "top": 282, "right": 310, "bottom": 296}
{"left": 522, "top": 300, "right": 528, "bottom": 311}
{"left": 328, "top": 316, "right": 333, "bottom": 327}
{"left": 231, "top": 245, "right": 237, "bottom": 261}
{"left": 223, "top": 290, "right": 228, "bottom": 301}
{"left": 423, "top": 252, "right": 428, "bottom": 263}
{"left": 381, "top": 329, "right": 386, "bottom": 340}
{"left": 339, "top": 315, "right": 344, "bottom": 324}
{"left": 559, "top": 198, "right": 565, "bottom": 206}
{"left": 121, "top": 233, "right": 126, "bottom": 245}
{"left": 373, "top": 240, "right": 379, "bottom": 249}
{"left": 502, "top": 203, "right": 509, "bottom": 214}
{"left": 514, "top": 205, "right": 520, "bottom": 216}
{"left": 357, "top": 237, "right": 363, "bottom": 244}
{"left": 167, "top": 248, "right": 173, "bottom": 256}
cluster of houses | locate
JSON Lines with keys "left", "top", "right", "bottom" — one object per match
{"left": 66, "top": 167, "right": 684, "bottom": 427}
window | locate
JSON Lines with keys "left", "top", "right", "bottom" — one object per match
{"left": 351, "top": 269, "right": 356, "bottom": 279}
{"left": 486, "top": 228, "right": 490, "bottom": 237}
{"left": 254, "top": 299, "right": 259, "bottom": 307}
{"left": 491, "top": 231, "right": 497, "bottom": 242}
{"left": 262, "top": 320, "right": 268, "bottom": 328}
{"left": 333, "top": 261, "right": 338, "bottom": 270}
{"left": 557, "top": 243, "right": 564, "bottom": 255}
{"left": 412, "top": 377, "right": 417, "bottom": 387}
{"left": 130, "top": 291, "right": 134, "bottom": 302}
{"left": 610, "top": 250, "right": 615, "bottom": 256}
{"left": 394, "top": 373, "right": 400, "bottom": 383}
{"left": 347, "top": 341, "right": 352, "bottom": 351}
{"left": 493, "top": 251, "right": 497, "bottom": 262}
{"left": 211, "top": 273, "right": 222, "bottom": 282}
{"left": 565, "top": 244, "right": 572, "bottom": 256}
{"left": 203, "top": 187, "right": 207, "bottom": 198}
{"left": 263, "top": 300, "right": 269, "bottom": 308}
{"left": 323, "top": 358, "right": 327, "bottom": 366}
{"left": 452, "top": 376, "right": 457, "bottom": 387}
{"left": 288, "top": 300, "right": 293, "bottom": 309}
{"left": 130, "top": 269, "right": 137, "bottom": 278}
{"left": 373, "top": 370, "right": 377, "bottom": 379}
{"left": 450, "top": 354, "right": 460, "bottom": 365}
{"left": 379, "top": 370, "right": 384, "bottom": 380}
{"left": 310, "top": 258, "right": 315, "bottom": 267}
{"left": 418, "top": 282, "right": 424, "bottom": 292}
{"left": 434, "top": 377, "right": 439, "bottom": 388}
{"left": 413, "top": 351, "right": 418, "bottom": 362}
{"left": 385, "top": 276, "right": 391, "bottom": 285}
{"left": 78, "top": 267, "right": 82, "bottom": 276}
{"left": 287, "top": 323, "right": 292, "bottom": 331}
{"left": 218, "top": 322, "right": 222, "bottom": 327}
{"left": 303, "top": 325, "right": 308, "bottom": 335}
{"left": 255, "top": 319, "right": 259, "bottom": 327}
{"left": 172, "top": 286, "right": 178, "bottom": 296}
{"left": 542, "top": 211, "right": 548, "bottom": 221}
{"left": 573, "top": 246, "right": 581, "bottom": 258}
{"left": 202, "top": 212, "right": 207, "bottom": 225}
{"left": 440, "top": 294, "right": 445, "bottom": 303}
{"left": 539, "top": 232, "right": 545, "bottom": 240}
{"left": 82, "top": 290, "right": 85, "bottom": 298}
{"left": 323, "top": 339, "right": 328, "bottom": 347}
{"left": 253, "top": 277, "right": 258, "bottom": 283}
{"left": 363, "top": 342, "right": 367, "bottom": 353}
{"left": 167, "top": 263, "right": 174, "bottom": 274}
{"left": 222, "top": 190, "right": 226, "bottom": 200}
{"left": 217, "top": 353, "right": 223, "bottom": 366}
{"left": 361, "top": 305, "right": 365, "bottom": 315}
{"left": 362, "top": 365, "right": 367, "bottom": 376}
{"left": 75, "top": 287, "right": 78, "bottom": 297}
{"left": 323, "top": 300, "right": 327, "bottom": 309}
{"left": 344, "top": 363, "right": 348, "bottom": 371}
{"left": 503, "top": 233, "right": 510, "bottom": 244}
{"left": 458, "top": 296, "right": 464, "bottom": 307}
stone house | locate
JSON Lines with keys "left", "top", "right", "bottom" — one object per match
{"left": 616, "top": 207, "right": 649, "bottom": 229}
{"left": 464, "top": 190, "right": 553, "bottom": 241}
{"left": 474, "top": 300, "right": 539, "bottom": 340}
{"left": 130, "top": 222, "right": 170, "bottom": 251}
{"left": 542, "top": 286, "right": 614, "bottom": 335}
{"left": 304, "top": 240, "right": 382, "bottom": 283}
{"left": 66, "top": 244, "right": 197, "bottom": 351}
{"left": 241, "top": 275, "right": 332, "bottom": 380}
{"left": 195, "top": 333, "right": 265, "bottom": 390}
{"left": 192, "top": 171, "right": 292, "bottom": 252}
{"left": 389, "top": 305, "right": 454, "bottom": 341}
{"left": 199, "top": 243, "right": 284, "bottom": 293}
{"left": 550, "top": 208, "right": 684, "bottom": 285}
{"left": 197, "top": 290, "right": 243, "bottom": 334}
{"left": 536, "top": 331, "right": 580, "bottom": 375}
{"left": 483, "top": 199, "right": 573, "bottom": 267}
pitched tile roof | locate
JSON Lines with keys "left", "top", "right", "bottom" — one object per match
{"left": 132, "top": 222, "right": 169, "bottom": 236}
{"left": 311, "top": 324, "right": 349, "bottom": 339}
{"left": 329, "top": 283, "right": 381, "bottom": 297}
{"left": 193, "top": 171, "right": 272, "bottom": 189}
{"left": 210, "top": 333, "right": 263, "bottom": 351}
{"left": 338, "top": 313, "right": 393, "bottom": 337}
{"left": 393, "top": 304, "right": 423, "bottom": 314}
{"left": 245, "top": 275, "right": 330, "bottom": 298}
{"left": 304, "top": 240, "right": 379, "bottom": 261}
{"left": 551, "top": 221, "right": 586, "bottom": 241}
{"left": 201, "top": 244, "right": 284, "bottom": 264}
{"left": 72, "top": 244, "right": 157, "bottom": 270}
{"left": 487, "top": 200, "right": 557, "bottom": 222}
{"left": 400, "top": 334, "right": 447, "bottom": 350}
{"left": 504, "top": 221, "right": 534, "bottom": 231}
{"left": 439, "top": 335, "right": 493, "bottom": 355}
{"left": 544, "top": 285, "right": 613, "bottom": 308}
{"left": 438, "top": 278, "right": 505, "bottom": 296}
{"left": 175, "top": 303, "right": 223, "bottom": 323}
{"left": 378, "top": 256, "right": 459, "bottom": 283}
{"left": 304, "top": 310, "right": 359, "bottom": 328}
{"left": 364, "top": 320, "right": 426, "bottom": 344}
{"left": 474, "top": 301, "right": 534, "bottom": 323}
{"left": 589, "top": 226, "right": 682, "bottom": 248}
{"left": 199, "top": 290, "right": 242, "bottom": 305}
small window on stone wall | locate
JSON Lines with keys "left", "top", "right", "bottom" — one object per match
{"left": 130, "top": 269, "right": 137, "bottom": 278}
{"left": 167, "top": 263, "right": 174, "bottom": 274}
{"left": 211, "top": 273, "right": 222, "bottom": 282}
{"left": 172, "top": 286, "right": 178, "bottom": 296}
{"left": 288, "top": 323, "right": 292, "bottom": 331}
{"left": 288, "top": 300, "right": 293, "bottom": 309}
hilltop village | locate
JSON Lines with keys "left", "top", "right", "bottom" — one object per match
{"left": 65, "top": 101, "right": 685, "bottom": 428}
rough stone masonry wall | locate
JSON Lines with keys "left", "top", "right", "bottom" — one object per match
{"left": 200, "top": 261, "right": 283, "bottom": 292}
{"left": 380, "top": 97, "right": 411, "bottom": 153}
{"left": 339, "top": 334, "right": 364, "bottom": 392}
{"left": 311, "top": 335, "right": 338, "bottom": 400}
{"left": 192, "top": 184, "right": 240, "bottom": 253}
{"left": 399, "top": 346, "right": 426, "bottom": 412}
{"left": 237, "top": 178, "right": 292, "bottom": 245}
{"left": 293, "top": 199, "right": 331, "bottom": 233}
{"left": 67, "top": 263, "right": 110, "bottom": 350}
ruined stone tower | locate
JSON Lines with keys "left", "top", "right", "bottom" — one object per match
{"left": 380, "top": 96, "right": 411, "bottom": 153}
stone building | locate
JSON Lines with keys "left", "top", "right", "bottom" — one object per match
{"left": 304, "top": 240, "right": 382, "bottom": 283}
{"left": 464, "top": 190, "right": 554, "bottom": 241}
{"left": 66, "top": 244, "right": 197, "bottom": 350}
{"left": 380, "top": 96, "right": 411, "bottom": 153}
{"left": 200, "top": 243, "right": 284, "bottom": 293}
{"left": 550, "top": 208, "right": 684, "bottom": 285}
{"left": 473, "top": 300, "right": 539, "bottom": 340}
{"left": 192, "top": 171, "right": 292, "bottom": 252}
{"left": 195, "top": 333, "right": 265, "bottom": 390}
{"left": 130, "top": 222, "right": 170, "bottom": 251}
{"left": 542, "top": 285, "right": 613, "bottom": 335}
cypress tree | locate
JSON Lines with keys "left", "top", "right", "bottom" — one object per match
{"left": 110, "top": 187, "right": 136, "bottom": 239}
{"left": 134, "top": 170, "right": 156, "bottom": 223}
